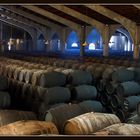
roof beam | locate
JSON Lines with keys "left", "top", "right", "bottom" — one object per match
{"left": 22, "top": 5, "right": 81, "bottom": 31}
{"left": 0, "top": 5, "right": 62, "bottom": 31}
{"left": 50, "top": 5, "right": 104, "bottom": 30}
{"left": 0, "top": 10, "right": 42, "bottom": 33}
{"left": 133, "top": 5, "right": 140, "bottom": 10}
{"left": 86, "top": 5, "right": 136, "bottom": 38}
{"left": 0, "top": 16, "right": 34, "bottom": 38}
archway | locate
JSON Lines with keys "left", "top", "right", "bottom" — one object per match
{"left": 1, "top": 22, "right": 33, "bottom": 52}
{"left": 109, "top": 27, "right": 133, "bottom": 58}
{"left": 65, "top": 31, "right": 80, "bottom": 56}
{"left": 84, "top": 28, "right": 103, "bottom": 57}
{"left": 37, "top": 34, "right": 45, "bottom": 51}
{"left": 50, "top": 33, "right": 60, "bottom": 52}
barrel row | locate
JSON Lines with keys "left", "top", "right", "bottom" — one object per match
{"left": 96, "top": 67, "right": 140, "bottom": 122}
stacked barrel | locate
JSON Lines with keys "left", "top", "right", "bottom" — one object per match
{"left": 101, "top": 68, "right": 140, "bottom": 122}
{"left": 0, "top": 75, "right": 10, "bottom": 109}
{"left": 67, "top": 70, "right": 105, "bottom": 113}
{"left": 0, "top": 55, "right": 140, "bottom": 128}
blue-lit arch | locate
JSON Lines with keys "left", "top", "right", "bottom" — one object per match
{"left": 66, "top": 31, "right": 80, "bottom": 50}
{"left": 37, "top": 34, "right": 45, "bottom": 51}
{"left": 109, "top": 27, "right": 133, "bottom": 52}
{"left": 85, "top": 28, "right": 103, "bottom": 51}
{"left": 50, "top": 33, "right": 60, "bottom": 51}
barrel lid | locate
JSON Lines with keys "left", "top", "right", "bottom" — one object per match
{"left": 45, "top": 112, "right": 53, "bottom": 122}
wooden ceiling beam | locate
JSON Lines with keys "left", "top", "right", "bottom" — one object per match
{"left": 86, "top": 5, "right": 137, "bottom": 38}
{"left": 22, "top": 5, "right": 81, "bottom": 31}
{"left": 50, "top": 5, "right": 105, "bottom": 30}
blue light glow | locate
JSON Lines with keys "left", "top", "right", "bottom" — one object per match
{"left": 66, "top": 31, "right": 80, "bottom": 49}
{"left": 85, "top": 28, "right": 102, "bottom": 50}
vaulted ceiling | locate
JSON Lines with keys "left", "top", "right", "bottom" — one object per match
{"left": 1, "top": 5, "right": 140, "bottom": 28}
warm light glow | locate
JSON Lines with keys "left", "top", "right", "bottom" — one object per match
{"left": 7, "top": 42, "right": 11, "bottom": 50}
{"left": 82, "top": 41, "right": 88, "bottom": 47}
{"left": 89, "top": 43, "right": 95, "bottom": 50}
{"left": 45, "top": 40, "right": 49, "bottom": 45}
{"left": 9, "top": 38, "right": 15, "bottom": 45}
{"left": 16, "top": 39, "right": 20, "bottom": 44}
{"left": 72, "top": 42, "right": 78, "bottom": 47}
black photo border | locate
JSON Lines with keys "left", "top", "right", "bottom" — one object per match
{"left": 0, "top": 0, "right": 140, "bottom": 140}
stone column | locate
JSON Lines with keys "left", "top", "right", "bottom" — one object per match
{"left": 102, "top": 26, "right": 109, "bottom": 57}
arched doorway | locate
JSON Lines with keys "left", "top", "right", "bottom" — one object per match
{"left": 1, "top": 22, "right": 32, "bottom": 52}
{"left": 65, "top": 31, "right": 80, "bottom": 56}
{"left": 84, "top": 28, "right": 103, "bottom": 57}
{"left": 37, "top": 34, "right": 45, "bottom": 51}
{"left": 50, "top": 33, "right": 60, "bottom": 52}
{"left": 109, "top": 27, "right": 133, "bottom": 58}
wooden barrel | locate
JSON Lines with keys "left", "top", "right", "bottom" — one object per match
{"left": 14, "top": 81, "right": 24, "bottom": 100}
{"left": 13, "top": 67, "right": 23, "bottom": 80}
{"left": 85, "top": 65, "right": 94, "bottom": 73}
{"left": 112, "top": 69, "right": 134, "bottom": 83}
{"left": 43, "top": 87, "right": 71, "bottom": 105}
{"left": 72, "top": 63, "right": 80, "bottom": 70}
{"left": 110, "top": 95, "right": 124, "bottom": 108}
{"left": 123, "top": 96, "right": 140, "bottom": 112}
{"left": 8, "top": 79, "right": 17, "bottom": 96}
{"left": 62, "top": 69, "right": 74, "bottom": 75}
{"left": 19, "top": 69, "right": 28, "bottom": 82}
{"left": 116, "top": 81, "right": 140, "bottom": 97}
{"left": 5, "top": 65, "right": 12, "bottom": 78}
{"left": 31, "top": 70, "right": 45, "bottom": 86}
{"left": 127, "top": 113, "right": 140, "bottom": 124}
{"left": 106, "top": 81, "right": 118, "bottom": 95}
{"left": 0, "top": 65, "right": 6, "bottom": 76}
{"left": 133, "top": 68, "right": 140, "bottom": 82}
{"left": 63, "top": 112, "right": 121, "bottom": 135}
{"left": 0, "top": 75, "right": 8, "bottom": 91}
{"left": 137, "top": 101, "right": 140, "bottom": 116}
{"left": 0, "top": 110, "right": 37, "bottom": 127}
{"left": 39, "top": 103, "right": 66, "bottom": 120}
{"left": 44, "top": 104, "right": 88, "bottom": 133}
{"left": 71, "top": 85, "right": 97, "bottom": 101}
{"left": 115, "top": 109, "right": 130, "bottom": 122}
{"left": 40, "top": 65, "right": 49, "bottom": 70}
{"left": 54, "top": 67, "right": 66, "bottom": 73}
{"left": 0, "top": 120, "right": 59, "bottom": 135}
{"left": 8, "top": 65, "right": 17, "bottom": 78}
{"left": 0, "top": 91, "right": 11, "bottom": 108}
{"left": 58, "top": 60, "right": 65, "bottom": 67}
{"left": 68, "top": 70, "right": 92, "bottom": 85}
{"left": 46, "top": 66, "right": 55, "bottom": 72}
{"left": 25, "top": 69, "right": 37, "bottom": 84}
{"left": 21, "top": 83, "right": 30, "bottom": 101}
{"left": 25, "top": 85, "right": 37, "bottom": 108}
{"left": 96, "top": 79, "right": 107, "bottom": 92}
{"left": 100, "top": 93, "right": 111, "bottom": 106}
{"left": 93, "top": 123, "right": 140, "bottom": 135}
{"left": 79, "top": 64, "right": 88, "bottom": 71}
{"left": 78, "top": 100, "right": 104, "bottom": 112}
{"left": 36, "top": 86, "right": 48, "bottom": 101}
{"left": 93, "top": 66, "right": 106, "bottom": 81}
{"left": 39, "top": 71, "right": 66, "bottom": 88}
{"left": 123, "top": 60, "right": 130, "bottom": 66}
{"left": 64, "top": 62, "right": 73, "bottom": 69}
{"left": 3, "top": 65, "right": 9, "bottom": 77}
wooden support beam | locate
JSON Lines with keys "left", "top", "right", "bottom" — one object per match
{"left": 22, "top": 5, "right": 81, "bottom": 31}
